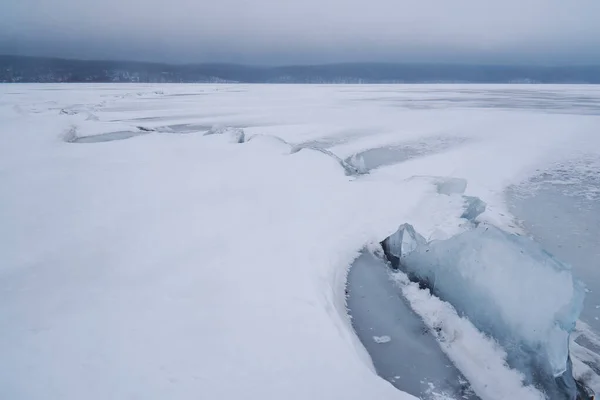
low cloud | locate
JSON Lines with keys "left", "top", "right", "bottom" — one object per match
{"left": 2, "top": 0, "right": 599, "bottom": 64}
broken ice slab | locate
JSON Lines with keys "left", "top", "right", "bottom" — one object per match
{"left": 382, "top": 222, "right": 585, "bottom": 399}
{"left": 429, "top": 177, "right": 487, "bottom": 221}
{"left": 461, "top": 196, "right": 487, "bottom": 222}
{"left": 435, "top": 177, "right": 468, "bottom": 196}
{"left": 346, "top": 153, "right": 368, "bottom": 174}
{"left": 381, "top": 223, "right": 426, "bottom": 269}
{"left": 407, "top": 177, "right": 488, "bottom": 223}
{"left": 204, "top": 126, "right": 245, "bottom": 143}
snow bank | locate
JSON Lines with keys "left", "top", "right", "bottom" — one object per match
{"left": 0, "top": 103, "right": 421, "bottom": 400}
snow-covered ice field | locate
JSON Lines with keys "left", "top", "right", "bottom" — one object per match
{"left": 1, "top": 84, "right": 600, "bottom": 400}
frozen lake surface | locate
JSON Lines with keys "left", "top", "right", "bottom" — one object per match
{"left": 1, "top": 84, "right": 599, "bottom": 400}
{"left": 508, "top": 159, "right": 600, "bottom": 332}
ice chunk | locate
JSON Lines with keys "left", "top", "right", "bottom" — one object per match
{"left": 230, "top": 130, "right": 246, "bottom": 144}
{"left": 373, "top": 336, "right": 391, "bottom": 344}
{"left": 347, "top": 153, "right": 368, "bottom": 174}
{"left": 381, "top": 223, "right": 426, "bottom": 269}
{"left": 461, "top": 196, "right": 487, "bottom": 222}
{"left": 435, "top": 177, "right": 468, "bottom": 196}
{"left": 204, "top": 126, "right": 245, "bottom": 143}
{"left": 386, "top": 222, "right": 585, "bottom": 398}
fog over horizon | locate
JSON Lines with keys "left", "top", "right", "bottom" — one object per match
{"left": 2, "top": 0, "right": 600, "bottom": 65}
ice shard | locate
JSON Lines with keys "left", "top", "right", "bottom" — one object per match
{"left": 435, "top": 177, "right": 468, "bottom": 196}
{"left": 461, "top": 196, "right": 487, "bottom": 222}
{"left": 346, "top": 153, "right": 368, "bottom": 174}
{"left": 383, "top": 222, "right": 585, "bottom": 399}
{"left": 381, "top": 223, "right": 426, "bottom": 269}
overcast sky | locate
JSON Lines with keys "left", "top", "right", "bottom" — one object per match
{"left": 1, "top": 0, "right": 599, "bottom": 65}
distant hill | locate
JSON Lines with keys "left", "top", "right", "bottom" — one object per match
{"left": 1, "top": 55, "right": 599, "bottom": 83}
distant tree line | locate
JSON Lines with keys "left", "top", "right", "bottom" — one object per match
{"left": 1, "top": 55, "right": 599, "bottom": 83}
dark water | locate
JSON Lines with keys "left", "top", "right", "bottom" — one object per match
{"left": 347, "top": 251, "right": 478, "bottom": 400}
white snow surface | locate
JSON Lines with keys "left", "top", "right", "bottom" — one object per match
{"left": 1, "top": 84, "right": 600, "bottom": 400}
